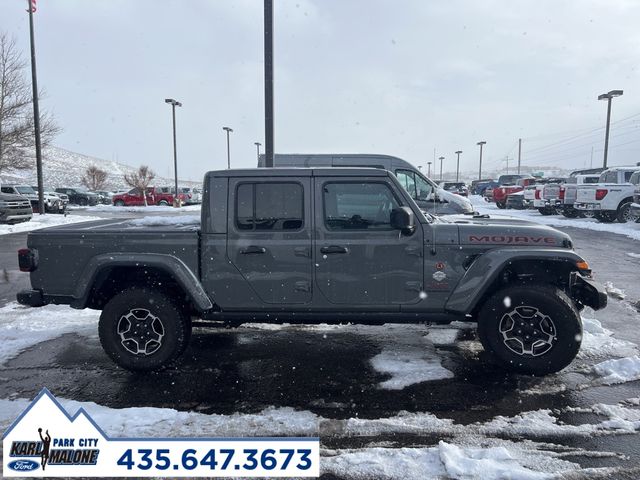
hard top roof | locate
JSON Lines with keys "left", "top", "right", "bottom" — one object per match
{"left": 206, "top": 167, "right": 390, "bottom": 178}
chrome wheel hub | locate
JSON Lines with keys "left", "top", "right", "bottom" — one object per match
{"left": 117, "top": 308, "right": 164, "bottom": 356}
{"left": 499, "top": 306, "right": 556, "bottom": 357}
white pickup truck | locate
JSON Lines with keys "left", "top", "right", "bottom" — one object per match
{"left": 574, "top": 167, "right": 640, "bottom": 223}
{"left": 559, "top": 174, "right": 601, "bottom": 218}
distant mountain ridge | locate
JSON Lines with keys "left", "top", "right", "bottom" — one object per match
{"left": 0, "top": 146, "right": 200, "bottom": 190}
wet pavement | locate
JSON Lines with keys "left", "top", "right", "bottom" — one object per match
{"left": 0, "top": 210, "right": 639, "bottom": 477}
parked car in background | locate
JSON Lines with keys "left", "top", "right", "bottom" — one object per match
{"left": 94, "top": 191, "right": 113, "bottom": 205}
{"left": 191, "top": 187, "right": 203, "bottom": 204}
{"left": 471, "top": 179, "right": 497, "bottom": 195}
{"left": 113, "top": 187, "right": 177, "bottom": 206}
{"left": 560, "top": 174, "right": 600, "bottom": 218}
{"left": 0, "top": 192, "right": 32, "bottom": 224}
{"left": 574, "top": 166, "right": 640, "bottom": 223}
{"left": 439, "top": 181, "right": 469, "bottom": 196}
{"left": 55, "top": 187, "right": 99, "bottom": 206}
{"left": 505, "top": 190, "right": 528, "bottom": 209}
{"left": 31, "top": 186, "right": 66, "bottom": 213}
{"left": 497, "top": 174, "right": 528, "bottom": 186}
{"left": 533, "top": 177, "right": 567, "bottom": 215}
{"left": 631, "top": 179, "right": 640, "bottom": 221}
{"left": 492, "top": 177, "right": 535, "bottom": 209}
{"left": 1, "top": 185, "right": 38, "bottom": 209}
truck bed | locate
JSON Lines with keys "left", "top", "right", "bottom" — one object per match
{"left": 27, "top": 217, "right": 201, "bottom": 301}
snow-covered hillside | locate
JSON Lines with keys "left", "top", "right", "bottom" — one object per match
{"left": 0, "top": 146, "right": 200, "bottom": 190}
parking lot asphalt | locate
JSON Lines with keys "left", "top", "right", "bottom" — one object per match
{"left": 1, "top": 209, "right": 639, "bottom": 477}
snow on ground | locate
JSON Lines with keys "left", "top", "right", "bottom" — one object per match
{"left": 592, "top": 356, "right": 640, "bottom": 385}
{"left": 627, "top": 252, "right": 640, "bottom": 259}
{"left": 579, "top": 316, "right": 638, "bottom": 360}
{"left": 70, "top": 204, "right": 202, "bottom": 213}
{"left": 127, "top": 215, "right": 201, "bottom": 227}
{"left": 0, "top": 213, "right": 102, "bottom": 236}
{"left": 603, "top": 281, "right": 626, "bottom": 300}
{"left": 470, "top": 195, "right": 640, "bottom": 241}
{"left": 0, "top": 303, "right": 98, "bottom": 364}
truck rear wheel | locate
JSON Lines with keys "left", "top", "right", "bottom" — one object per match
{"left": 537, "top": 207, "right": 555, "bottom": 215}
{"left": 595, "top": 211, "right": 616, "bottom": 223}
{"left": 477, "top": 285, "right": 582, "bottom": 375}
{"left": 616, "top": 201, "right": 634, "bottom": 223}
{"left": 99, "top": 287, "right": 190, "bottom": 371}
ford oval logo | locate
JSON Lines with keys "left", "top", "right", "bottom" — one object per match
{"left": 8, "top": 459, "right": 39, "bottom": 471}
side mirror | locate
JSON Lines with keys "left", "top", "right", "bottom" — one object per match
{"left": 390, "top": 206, "right": 415, "bottom": 234}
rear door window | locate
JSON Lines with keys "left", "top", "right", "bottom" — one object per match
{"left": 235, "top": 182, "right": 303, "bottom": 231}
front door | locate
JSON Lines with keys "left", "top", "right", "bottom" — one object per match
{"left": 314, "top": 177, "right": 424, "bottom": 307}
{"left": 226, "top": 177, "right": 313, "bottom": 305}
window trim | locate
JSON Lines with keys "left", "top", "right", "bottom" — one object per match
{"left": 322, "top": 180, "right": 403, "bottom": 232}
{"left": 234, "top": 181, "right": 305, "bottom": 233}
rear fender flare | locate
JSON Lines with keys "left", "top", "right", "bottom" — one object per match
{"left": 71, "top": 253, "right": 213, "bottom": 311}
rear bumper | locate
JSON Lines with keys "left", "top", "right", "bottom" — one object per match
{"left": 17, "top": 289, "right": 45, "bottom": 307}
{"left": 570, "top": 273, "right": 607, "bottom": 311}
{"left": 574, "top": 202, "right": 601, "bottom": 211}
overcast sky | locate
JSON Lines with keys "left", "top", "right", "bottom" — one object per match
{"left": 3, "top": 0, "right": 640, "bottom": 180}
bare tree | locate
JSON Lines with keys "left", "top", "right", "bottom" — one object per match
{"left": 124, "top": 165, "right": 155, "bottom": 206}
{"left": 81, "top": 165, "right": 108, "bottom": 191}
{"left": 0, "top": 32, "right": 60, "bottom": 174}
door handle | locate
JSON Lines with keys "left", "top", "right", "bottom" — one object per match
{"left": 240, "top": 246, "right": 266, "bottom": 255}
{"left": 320, "top": 246, "right": 348, "bottom": 254}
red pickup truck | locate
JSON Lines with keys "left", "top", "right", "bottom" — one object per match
{"left": 112, "top": 187, "right": 178, "bottom": 206}
{"left": 492, "top": 177, "right": 536, "bottom": 209}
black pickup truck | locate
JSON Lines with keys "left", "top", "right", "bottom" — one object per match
{"left": 18, "top": 168, "right": 606, "bottom": 374}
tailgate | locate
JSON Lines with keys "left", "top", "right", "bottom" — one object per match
{"left": 576, "top": 186, "right": 597, "bottom": 203}
{"left": 543, "top": 184, "right": 561, "bottom": 199}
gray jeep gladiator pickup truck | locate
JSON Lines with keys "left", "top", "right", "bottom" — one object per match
{"left": 17, "top": 168, "right": 607, "bottom": 375}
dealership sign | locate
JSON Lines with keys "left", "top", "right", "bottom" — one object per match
{"left": 3, "top": 389, "right": 319, "bottom": 477}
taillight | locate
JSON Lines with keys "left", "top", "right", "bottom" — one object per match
{"left": 18, "top": 248, "right": 38, "bottom": 272}
{"left": 535, "top": 189, "right": 541, "bottom": 199}
{"left": 595, "top": 189, "right": 608, "bottom": 201}
{"left": 559, "top": 187, "right": 565, "bottom": 200}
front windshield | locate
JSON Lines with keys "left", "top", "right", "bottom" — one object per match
{"left": 16, "top": 186, "right": 35, "bottom": 194}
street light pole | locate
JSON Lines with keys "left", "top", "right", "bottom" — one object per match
{"left": 223, "top": 127, "right": 233, "bottom": 169}
{"left": 427, "top": 161, "right": 432, "bottom": 177}
{"left": 598, "top": 90, "right": 623, "bottom": 169}
{"left": 254, "top": 142, "right": 262, "bottom": 163}
{"left": 264, "top": 0, "right": 274, "bottom": 167}
{"left": 164, "top": 98, "right": 182, "bottom": 207}
{"left": 439, "top": 156, "right": 445, "bottom": 181}
{"left": 27, "top": 1, "right": 44, "bottom": 215}
{"left": 455, "top": 150, "right": 462, "bottom": 182}
{"left": 477, "top": 141, "right": 486, "bottom": 180}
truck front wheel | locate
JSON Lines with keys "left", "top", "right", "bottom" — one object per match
{"left": 477, "top": 285, "right": 582, "bottom": 375}
{"left": 99, "top": 287, "right": 190, "bottom": 371}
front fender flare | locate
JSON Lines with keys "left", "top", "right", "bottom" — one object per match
{"left": 445, "top": 248, "right": 584, "bottom": 314}
{"left": 71, "top": 253, "right": 213, "bottom": 312}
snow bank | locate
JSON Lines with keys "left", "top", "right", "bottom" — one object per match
{"left": 0, "top": 213, "right": 102, "bottom": 236}
{"left": 470, "top": 195, "right": 640, "bottom": 241}
{"left": 603, "top": 281, "right": 626, "bottom": 300}
{"left": 579, "top": 317, "right": 638, "bottom": 359}
{"left": 0, "top": 303, "right": 98, "bottom": 364}
{"left": 592, "top": 356, "right": 640, "bottom": 385}
{"left": 127, "top": 215, "right": 200, "bottom": 227}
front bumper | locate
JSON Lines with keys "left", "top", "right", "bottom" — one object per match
{"left": 570, "top": 273, "right": 607, "bottom": 311}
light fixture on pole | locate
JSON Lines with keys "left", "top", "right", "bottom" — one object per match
{"left": 164, "top": 98, "right": 182, "bottom": 207}
{"left": 427, "top": 161, "right": 432, "bottom": 178}
{"left": 455, "top": 150, "right": 462, "bottom": 182}
{"left": 477, "top": 141, "right": 486, "bottom": 180}
{"left": 438, "top": 156, "right": 445, "bottom": 181}
{"left": 598, "top": 90, "right": 623, "bottom": 168}
{"left": 254, "top": 142, "right": 262, "bottom": 163}
{"left": 223, "top": 127, "right": 233, "bottom": 169}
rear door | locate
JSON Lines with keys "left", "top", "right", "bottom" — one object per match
{"left": 314, "top": 176, "right": 424, "bottom": 307}
{"left": 226, "top": 177, "right": 313, "bottom": 305}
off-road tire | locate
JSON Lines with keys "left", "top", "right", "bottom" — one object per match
{"left": 99, "top": 287, "right": 190, "bottom": 371}
{"left": 477, "top": 285, "right": 582, "bottom": 375}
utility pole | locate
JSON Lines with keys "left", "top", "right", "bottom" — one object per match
{"left": 223, "top": 127, "right": 233, "bottom": 169}
{"left": 505, "top": 156, "right": 510, "bottom": 175}
{"left": 27, "top": 0, "right": 44, "bottom": 215}
{"left": 517, "top": 138, "right": 522, "bottom": 175}
{"left": 164, "top": 99, "right": 182, "bottom": 207}
{"left": 590, "top": 146, "right": 594, "bottom": 168}
{"left": 264, "top": 0, "right": 274, "bottom": 167}
{"left": 598, "top": 90, "right": 623, "bottom": 168}
{"left": 254, "top": 142, "right": 262, "bottom": 164}
{"left": 477, "top": 141, "right": 486, "bottom": 180}
{"left": 439, "top": 156, "right": 445, "bottom": 181}
{"left": 427, "top": 161, "right": 432, "bottom": 177}
{"left": 455, "top": 150, "right": 462, "bottom": 182}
